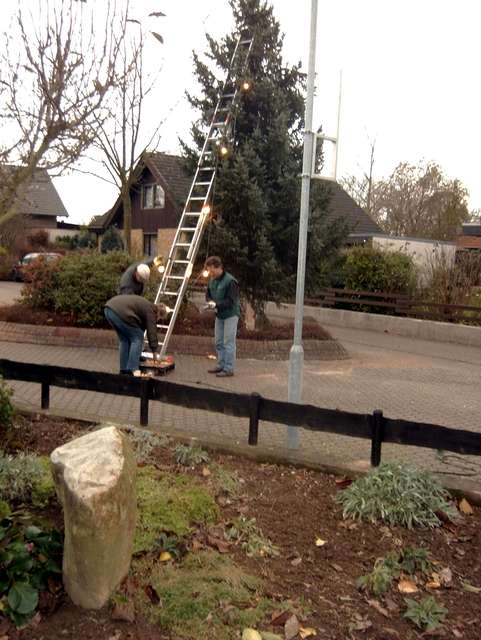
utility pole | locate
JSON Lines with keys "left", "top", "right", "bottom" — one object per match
{"left": 287, "top": 0, "right": 318, "bottom": 449}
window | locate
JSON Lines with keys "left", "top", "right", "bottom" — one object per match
{"left": 143, "top": 234, "right": 158, "bottom": 257}
{"left": 142, "top": 184, "right": 165, "bottom": 209}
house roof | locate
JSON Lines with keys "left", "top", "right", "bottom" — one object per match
{"left": 3, "top": 166, "right": 68, "bottom": 218}
{"left": 323, "top": 180, "right": 383, "bottom": 236}
{"left": 89, "top": 152, "right": 192, "bottom": 230}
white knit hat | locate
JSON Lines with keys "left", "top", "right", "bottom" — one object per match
{"left": 136, "top": 263, "right": 150, "bottom": 282}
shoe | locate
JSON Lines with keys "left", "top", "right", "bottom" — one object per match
{"left": 216, "top": 371, "right": 234, "bottom": 377}
{"left": 208, "top": 366, "right": 224, "bottom": 374}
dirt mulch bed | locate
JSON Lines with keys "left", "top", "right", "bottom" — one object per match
{"left": 0, "top": 305, "right": 349, "bottom": 361}
{"left": 3, "top": 413, "right": 481, "bottom": 640}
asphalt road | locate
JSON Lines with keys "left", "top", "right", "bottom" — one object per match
{"left": 0, "top": 281, "right": 23, "bottom": 306}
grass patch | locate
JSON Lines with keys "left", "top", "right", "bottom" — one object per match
{"left": 336, "top": 462, "right": 458, "bottom": 528}
{"left": 134, "top": 550, "right": 273, "bottom": 639}
{"left": 135, "top": 466, "right": 219, "bottom": 554}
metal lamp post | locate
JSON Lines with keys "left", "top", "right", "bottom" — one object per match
{"left": 287, "top": 0, "right": 319, "bottom": 449}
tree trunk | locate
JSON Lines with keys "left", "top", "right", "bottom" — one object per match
{"left": 252, "top": 301, "right": 271, "bottom": 331}
{"left": 122, "top": 188, "right": 132, "bottom": 255}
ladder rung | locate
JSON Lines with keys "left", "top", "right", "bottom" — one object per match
{"left": 199, "top": 166, "right": 215, "bottom": 171}
{"left": 195, "top": 181, "right": 211, "bottom": 186}
{"left": 213, "top": 121, "right": 226, "bottom": 127}
{"left": 184, "top": 212, "right": 201, "bottom": 216}
{"left": 240, "top": 39, "right": 252, "bottom": 45}
{"left": 173, "top": 260, "right": 190, "bottom": 264}
{"left": 180, "top": 227, "right": 196, "bottom": 232}
{"left": 167, "top": 275, "right": 184, "bottom": 280}
{"left": 157, "top": 324, "right": 170, "bottom": 329}
{"left": 175, "top": 243, "right": 191, "bottom": 247}
{"left": 217, "top": 107, "right": 229, "bottom": 112}
{"left": 189, "top": 197, "right": 205, "bottom": 201}
{"left": 222, "top": 93, "right": 235, "bottom": 99}
{"left": 163, "top": 291, "right": 179, "bottom": 296}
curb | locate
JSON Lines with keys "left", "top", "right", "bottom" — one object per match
{"left": 267, "top": 302, "right": 481, "bottom": 348}
{"left": 16, "top": 404, "right": 481, "bottom": 505}
{"left": 0, "top": 320, "right": 349, "bottom": 361}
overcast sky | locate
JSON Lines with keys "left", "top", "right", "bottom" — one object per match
{"left": 5, "top": 0, "right": 481, "bottom": 223}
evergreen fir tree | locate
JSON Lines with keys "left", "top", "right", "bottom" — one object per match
{"left": 183, "top": 0, "right": 348, "bottom": 326}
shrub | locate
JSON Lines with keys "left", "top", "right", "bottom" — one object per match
{"left": 21, "top": 256, "right": 60, "bottom": 309}
{"left": 0, "top": 518, "right": 62, "bottom": 627}
{"left": 404, "top": 596, "right": 447, "bottom": 632}
{"left": 26, "top": 230, "right": 49, "bottom": 250}
{"left": 336, "top": 462, "right": 457, "bottom": 528}
{"left": 224, "top": 516, "right": 280, "bottom": 558}
{"left": 0, "top": 246, "right": 16, "bottom": 281}
{"left": 173, "top": 443, "right": 210, "bottom": 467}
{"left": 52, "top": 251, "right": 131, "bottom": 325}
{"left": 101, "top": 226, "right": 124, "bottom": 253}
{"left": 357, "top": 547, "right": 434, "bottom": 596}
{"left": 343, "top": 246, "right": 417, "bottom": 294}
{"left": 0, "top": 453, "right": 55, "bottom": 507}
{"left": 0, "top": 378, "right": 14, "bottom": 433}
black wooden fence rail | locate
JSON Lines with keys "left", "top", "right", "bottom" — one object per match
{"left": 1, "top": 358, "right": 481, "bottom": 467}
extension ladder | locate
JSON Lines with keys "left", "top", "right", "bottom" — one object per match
{"left": 143, "top": 30, "right": 253, "bottom": 360}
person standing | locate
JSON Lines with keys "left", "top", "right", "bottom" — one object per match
{"left": 104, "top": 294, "right": 166, "bottom": 374}
{"left": 204, "top": 256, "right": 240, "bottom": 377}
{"left": 118, "top": 256, "right": 164, "bottom": 296}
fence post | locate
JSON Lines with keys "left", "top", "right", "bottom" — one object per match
{"left": 140, "top": 379, "right": 152, "bottom": 427}
{"left": 248, "top": 393, "right": 262, "bottom": 446}
{"left": 41, "top": 381, "right": 50, "bottom": 410}
{"left": 370, "top": 409, "right": 384, "bottom": 467}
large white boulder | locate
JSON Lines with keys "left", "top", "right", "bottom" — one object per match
{"left": 51, "top": 426, "right": 137, "bottom": 609}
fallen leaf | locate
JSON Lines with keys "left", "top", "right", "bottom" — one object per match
{"left": 291, "top": 556, "right": 302, "bottom": 567}
{"left": 159, "top": 551, "right": 172, "bottom": 562}
{"left": 439, "top": 567, "right": 453, "bottom": 587}
{"left": 315, "top": 537, "right": 327, "bottom": 547}
{"left": 461, "top": 581, "right": 481, "bottom": 593}
{"left": 349, "top": 615, "right": 372, "bottom": 632}
{"left": 260, "top": 633, "right": 283, "bottom": 640}
{"left": 335, "top": 476, "right": 352, "bottom": 488}
{"left": 271, "top": 610, "right": 290, "bottom": 626}
{"left": 191, "top": 538, "right": 204, "bottom": 552}
{"left": 111, "top": 601, "right": 135, "bottom": 623}
{"left": 207, "top": 354, "right": 217, "bottom": 360}
{"left": 398, "top": 579, "right": 418, "bottom": 594}
{"left": 426, "top": 580, "right": 441, "bottom": 589}
{"left": 207, "top": 535, "right": 230, "bottom": 553}
{"left": 242, "top": 630, "right": 262, "bottom": 640}
{"left": 459, "top": 498, "right": 474, "bottom": 515}
{"left": 421, "top": 626, "right": 447, "bottom": 637}
{"left": 368, "top": 599, "right": 389, "bottom": 617}
{"left": 284, "top": 614, "right": 299, "bottom": 640}
{"left": 384, "top": 596, "right": 399, "bottom": 613}
{"left": 330, "top": 563, "right": 343, "bottom": 572}
{"left": 144, "top": 584, "right": 161, "bottom": 605}
{"left": 452, "top": 629, "right": 464, "bottom": 639}
{"left": 299, "top": 627, "right": 317, "bottom": 639}
{"left": 202, "top": 467, "right": 211, "bottom": 477}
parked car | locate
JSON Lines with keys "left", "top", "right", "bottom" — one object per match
{"left": 12, "top": 252, "right": 62, "bottom": 282}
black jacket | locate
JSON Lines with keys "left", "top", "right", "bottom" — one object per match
{"left": 118, "top": 259, "right": 154, "bottom": 295}
{"left": 105, "top": 294, "right": 158, "bottom": 351}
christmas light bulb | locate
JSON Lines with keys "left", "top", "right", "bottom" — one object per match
{"left": 242, "top": 81, "right": 251, "bottom": 91}
{"left": 202, "top": 269, "right": 209, "bottom": 278}
{"left": 220, "top": 145, "right": 229, "bottom": 156}
{"left": 201, "top": 204, "right": 211, "bottom": 215}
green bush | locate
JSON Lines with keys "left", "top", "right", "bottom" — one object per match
{"left": 101, "top": 226, "right": 124, "bottom": 253}
{"left": 336, "top": 462, "right": 457, "bottom": 528}
{"left": 52, "top": 251, "right": 131, "bottom": 325}
{"left": 404, "top": 596, "right": 447, "bottom": 632}
{"left": 54, "top": 231, "right": 96, "bottom": 251}
{"left": 0, "top": 453, "right": 55, "bottom": 507}
{"left": 343, "top": 246, "right": 417, "bottom": 294}
{"left": 357, "top": 547, "right": 434, "bottom": 596}
{"left": 0, "top": 378, "right": 14, "bottom": 433}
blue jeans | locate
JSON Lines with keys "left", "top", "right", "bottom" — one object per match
{"left": 215, "top": 315, "right": 239, "bottom": 373}
{"left": 104, "top": 307, "right": 144, "bottom": 373}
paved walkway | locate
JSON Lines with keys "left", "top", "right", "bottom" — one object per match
{"left": 1, "top": 326, "right": 481, "bottom": 487}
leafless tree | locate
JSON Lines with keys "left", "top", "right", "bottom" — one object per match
{"left": 79, "top": 11, "right": 166, "bottom": 254}
{"left": 340, "top": 139, "right": 377, "bottom": 215}
{"left": 0, "top": 0, "right": 130, "bottom": 227}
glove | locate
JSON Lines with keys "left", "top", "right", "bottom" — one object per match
{"left": 153, "top": 255, "right": 164, "bottom": 268}
{"left": 206, "top": 300, "right": 216, "bottom": 309}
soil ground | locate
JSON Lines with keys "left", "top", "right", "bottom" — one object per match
{"left": 0, "top": 303, "right": 332, "bottom": 341}
{"left": 3, "top": 413, "right": 481, "bottom": 640}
